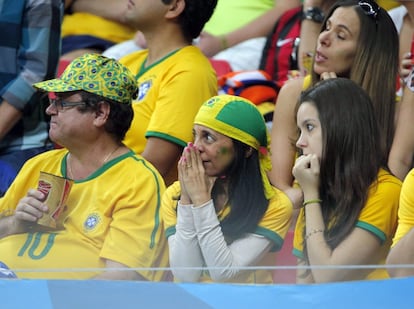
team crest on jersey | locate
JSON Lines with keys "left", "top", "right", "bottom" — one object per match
{"left": 137, "top": 80, "right": 152, "bottom": 101}
{"left": 84, "top": 213, "right": 101, "bottom": 231}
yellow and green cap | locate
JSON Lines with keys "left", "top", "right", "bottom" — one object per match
{"left": 194, "top": 95, "right": 275, "bottom": 199}
{"left": 33, "top": 53, "right": 138, "bottom": 104}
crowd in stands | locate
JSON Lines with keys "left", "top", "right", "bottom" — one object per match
{"left": 1, "top": 0, "right": 414, "bottom": 284}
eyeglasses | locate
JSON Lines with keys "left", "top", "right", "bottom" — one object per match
{"left": 358, "top": 0, "right": 380, "bottom": 20}
{"left": 49, "top": 98, "right": 86, "bottom": 112}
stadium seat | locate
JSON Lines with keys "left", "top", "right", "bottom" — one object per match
{"left": 209, "top": 59, "right": 232, "bottom": 77}
{"left": 273, "top": 230, "right": 296, "bottom": 284}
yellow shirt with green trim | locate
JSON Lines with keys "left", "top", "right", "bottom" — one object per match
{"left": 120, "top": 46, "right": 218, "bottom": 155}
{"left": 293, "top": 169, "right": 401, "bottom": 280}
{"left": 62, "top": 12, "right": 136, "bottom": 43}
{"left": 0, "top": 149, "right": 168, "bottom": 280}
{"left": 162, "top": 181, "right": 292, "bottom": 283}
{"left": 392, "top": 168, "right": 414, "bottom": 247}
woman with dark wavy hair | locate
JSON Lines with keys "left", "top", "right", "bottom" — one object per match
{"left": 292, "top": 78, "right": 401, "bottom": 283}
{"left": 162, "top": 95, "right": 292, "bottom": 283}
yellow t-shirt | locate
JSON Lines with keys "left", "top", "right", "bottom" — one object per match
{"left": 62, "top": 13, "right": 135, "bottom": 43}
{"left": 0, "top": 149, "right": 168, "bottom": 280}
{"left": 293, "top": 169, "right": 401, "bottom": 280}
{"left": 120, "top": 46, "right": 218, "bottom": 154}
{"left": 392, "top": 168, "right": 414, "bottom": 246}
{"left": 378, "top": 0, "right": 399, "bottom": 11}
{"left": 162, "top": 181, "right": 292, "bottom": 283}
{"left": 203, "top": 1, "right": 398, "bottom": 36}
{"left": 203, "top": 0, "right": 274, "bottom": 35}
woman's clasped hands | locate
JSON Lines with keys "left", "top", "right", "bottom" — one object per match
{"left": 178, "top": 142, "right": 216, "bottom": 206}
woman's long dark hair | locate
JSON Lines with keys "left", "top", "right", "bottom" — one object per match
{"left": 217, "top": 139, "right": 269, "bottom": 242}
{"left": 297, "top": 78, "right": 384, "bottom": 262}
{"left": 310, "top": 0, "right": 399, "bottom": 163}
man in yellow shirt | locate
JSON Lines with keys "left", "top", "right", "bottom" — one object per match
{"left": 120, "top": 0, "right": 218, "bottom": 186}
{"left": 0, "top": 54, "right": 168, "bottom": 280}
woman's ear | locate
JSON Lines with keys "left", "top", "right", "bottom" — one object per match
{"left": 245, "top": 147, "right": 254, "bottom": 158}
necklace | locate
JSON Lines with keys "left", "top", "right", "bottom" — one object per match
{"left": 102, "top": 145, "right": 120, "bottom": 165}
{"left": 67, "top": 145, "right": 120, "bottom": 179}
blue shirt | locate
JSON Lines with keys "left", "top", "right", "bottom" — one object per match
{"left": 0, "top": 0, "right": 63, "bottom": 152}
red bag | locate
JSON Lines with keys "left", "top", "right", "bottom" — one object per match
{"left": 259, "top": 6, "right": 302, "bottom": 88}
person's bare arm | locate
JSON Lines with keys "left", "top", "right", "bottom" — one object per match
{"left": 0, "top": 216, "right": 20, "bottom": 240}
{"left": 142, "top": 137, "right": 182, "bottom": 186}
{"left": 388, "top": 88, "right": 414, "bottom": 181}
{"left": 224, "top": 0, "right": 301, "bottom": 47}
{"left": 387, "top": 227, "right": 414, "bottom": 277}
{"left": 0, "top": 100, "right": 23, "bottom": 141}
{"left": 199, "top": 0, "right": 301, "bottom": 57}
{"left": 305, "top": 206, "right": 382, "bottom": 282}
{"left": 94, "top": 259, "right": 147, "bottom": 280}
{"left": 72, "top": 0, "right": 131, "bottom": 24}
{"left": 298, "top": 0, "right": 336, "bottom": 75}
{"left": 269, "top": 78, "right": 304, "bottom": 208}
{"left": 64, "top": 0, "right": 76, "bottom": 10}
{"left": 297, "top": 229, "right": 382, "bottom": 283}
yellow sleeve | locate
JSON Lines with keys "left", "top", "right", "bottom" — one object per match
{"left": 393, "top": 169, "right": 414, "bottom": 246}
{"left": 256, "top": 188, "right": 292, "bottom": 251}
{"left": 62, "top": 12, "right": 135, "bottom": 43}
{"left": 377, "top": 0, "right": 399, "bottom": 11}
{"left": 145, "top": 48, "right": 218, "bottom": 146}
{"left": 161, "top": 181, "right": 181, "bottom": 238}
{"left": 357, "top": 170, "right": 401, "bottom": 244}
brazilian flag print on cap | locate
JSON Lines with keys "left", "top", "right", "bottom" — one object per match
{"left": 33, "top": 53, "right": 138, "bottom": 105}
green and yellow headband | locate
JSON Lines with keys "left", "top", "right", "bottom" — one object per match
{"left": 194, "top": 95, "right": 274, "bottom": 199}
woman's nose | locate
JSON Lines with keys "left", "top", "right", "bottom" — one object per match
{"left": 296, "top": 133, "right": 306, "bottom": 150}
{"left": 193, "top": 140, "right": 202, "bottom": 151}
{"left": 318, "top": 30, "right": 331, "bottom": 47}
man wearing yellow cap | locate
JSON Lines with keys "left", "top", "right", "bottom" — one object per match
{"left": 162, "top": 95, "right": 292, "bottom": 283}
{"left": 0, "top": 54, "right": 168, "bottom": 281}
